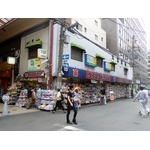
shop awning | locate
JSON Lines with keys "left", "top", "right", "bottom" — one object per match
{"left": 124, "top": 66, "right": 128, "bottom": 70}
{"left": 0, "top": 18, "right": 17, "bottom": 30}
{"left": 109, "top": 60, "right": 117, "bottom": 65}
{"left": 71, "top": 42, "right": 86, "bottom": 52}
{"left": 25, "top": 40, "right": 43, "bottom": 48}
{"left": 95, "top": 53, "right": 105, "bottom": 59}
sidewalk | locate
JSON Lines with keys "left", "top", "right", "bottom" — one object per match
{"left": 0, "top": 103, "right": 39, "bottom": 117}
{"left": 0, "top": 98, "right": 130, "bottom": 117}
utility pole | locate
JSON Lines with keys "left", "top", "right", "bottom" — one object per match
{"left": 132, "top": 35, "right": 135, "bottom": 91}
{"left": 56, "top": 18, "right": 66, "bottom": 89}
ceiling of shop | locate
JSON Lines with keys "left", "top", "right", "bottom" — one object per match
{"left": 0, "top": 18, "right": 49, "bottom": 44}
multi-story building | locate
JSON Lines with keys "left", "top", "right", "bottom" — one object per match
{"left": 0, "top": 18, "right": 132, "bottom": 102}
{"left": 66, "top": 18, "right": 107, "bottom": 49}
{"left": 101, "top": 18, "right": 148, "bottom": 90}
{"left": 147, "top": 51, "right": 150, "bottom": 85}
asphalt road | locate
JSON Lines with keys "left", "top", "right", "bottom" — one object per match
{"left": 0, "top": 98, "right": 150, "bottom": 131}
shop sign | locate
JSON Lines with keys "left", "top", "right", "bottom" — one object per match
{"left": 104, "top": 62, "right": 111, "bottom": 71}
{"left": 73, "top": 69, "right": 79, "bottom": 77}
{"left": 7, "top": 57, "right": 15, "bottom": 65}
{"left": 24, "top": 71, "right": 45, "bottom": 78}
{"left": 28, "top": 58, "right": 41, "bottom": 72}
{"left": 37, "top": 49, "right": 47, "bottom": 59}
{"left": 84, "top": 54, "right": 97, "bottom": 67}
{"left": 86, "top": 71, "right": 111, "bottom": 81}
{"left": 91, "top": 80, "right": 98, "bottom": 83}
{"left": 62, "top": 54, "right": 69, "bottom": 60}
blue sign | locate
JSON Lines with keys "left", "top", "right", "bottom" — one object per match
{"left": 62, "top": 63, "right": 69, "bottom": 68}
{"left": 62, "top": 54, "right": 69, "bottom": 60}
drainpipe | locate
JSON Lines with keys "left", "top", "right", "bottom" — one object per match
{"left": 48, "top": 19, "right": 54, "bottom": 89}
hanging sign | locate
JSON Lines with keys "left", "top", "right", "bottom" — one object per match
{"left": 24, "top": 70, "right": 45, "bottom": 78}
{"left": 37, "top": 49, "right": 47, "bottom": 59}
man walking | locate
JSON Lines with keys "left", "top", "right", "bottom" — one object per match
{"left": 133, "top": 85, "right": 148, "bottom": 118}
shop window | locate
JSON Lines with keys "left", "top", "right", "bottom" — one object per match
{"left": 28, "top": 45, "right": 42, "bottom": 59}
{"left": 71, "top": 46, "right": 83, "bottom": 62}
{"left": 97, "top": 57, "right": 103, "bottom": 68}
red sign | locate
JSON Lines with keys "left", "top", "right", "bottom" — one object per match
{"left": 24, "top": 71, "right": 45, "bottom": 78}
{"left": 86, "top": 71, "right": 111, "bottom": 82}
{"left": 73, "top": 69, "right": 78, "bottom": 77}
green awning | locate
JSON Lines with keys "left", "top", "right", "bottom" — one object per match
{"left": 95, "top": 53, "right": 105, "bottom": 59}
{"left": 109, "top": 60, "right": 117, "bottom": 65}
{"left": 124, "top": 66, "right": 128, "bottom": 70}
{"left": 71, "top": 42, "right": 86, "bottom": 51}
{"left": 25, "top": 41, "right": 42, "bottom": 48}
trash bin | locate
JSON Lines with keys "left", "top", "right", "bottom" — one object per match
{"left": 110, "top": 91, "right": 114, "bottom": 102}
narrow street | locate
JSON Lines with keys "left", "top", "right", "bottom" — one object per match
{"left": 0, "top": 98, "right": 150, "bottom": 131}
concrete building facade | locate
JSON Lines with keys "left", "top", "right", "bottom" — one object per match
{"left": 101, "top": 18, "right": 148, "bottom": 89}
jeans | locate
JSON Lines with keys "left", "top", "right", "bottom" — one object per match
{"left": 66, "top": 103, "right": 77, "bottom": 122}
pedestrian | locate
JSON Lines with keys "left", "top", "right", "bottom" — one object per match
{"left": 26, "top": 86, "right": 33, "bottom": 109}
{"left": 143, "top": 87, "right": 150, "bottom": 114}
{"left": 133, "top": 85, "right": 148, "bottom": 118}
{"left": 131, "top": 88, "right": 134, "bottom": 98}
{"left": 74, "top": 88, "right": 80, "bottom": 111}
{"left": 52, "top": 89, "right": 63, "bottom": 113}
{"left": 61, "top": 91, "right": 67, "bottom": 113}
{"left": 99, "top": 86, "right": 107, "bottom": 105}
{"left": 66, "top": 86, "right": 78, "bottom": 124}
{"left": 37, "top": 86, "right": 42, "bottom": 109}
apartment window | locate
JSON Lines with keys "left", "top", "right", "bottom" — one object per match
{"left": 97, "top": 57, "right": 103, "bottom": 68}
{"left": 95, "top": 34, "right": 98, "bottom": 40}
{"left": 71, "top": 46, "right": 83, "bottom": 62}
{"left": 28, "top": 45, "right": 42, "bottom": 59}
{"left": 111, "top": 64, "right": 115, "bottom": 71}
{"left": 76, "top": 23, "right": 82, "bottom": 32}
{"left": 84, "top": 27, "right": 87, "bottom": 33}
{"left": 124, "top": 69, "right": 128, "bottom": 75}
{"left": 95, "top": 20, "right": 98, "bottom": 26}
{"left": 101, "top": 37, "right": 103, "bottom": 41}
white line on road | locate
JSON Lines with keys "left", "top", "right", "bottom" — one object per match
{"left": 59, "top": 126, "right": 84, "bottom": 131}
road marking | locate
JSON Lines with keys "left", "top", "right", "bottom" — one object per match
{"left": 59, "top": 126, "right": 83, "bottom": 131}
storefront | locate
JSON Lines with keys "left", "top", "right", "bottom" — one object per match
{"left": 0, "top": 62, "right": 14, "bottom": 94}
{"left": 62, "top": 67, "right": 132, "bottom": 104}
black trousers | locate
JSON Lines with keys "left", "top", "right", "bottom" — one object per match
{"left": 53, "top": 100, "right": 64, "bottom": 111}
{"left": 66, "top": 103, "right": 77, "bottom": 122}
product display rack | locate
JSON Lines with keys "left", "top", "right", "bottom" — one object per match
{"left": 38, "top": 90, "right": 56, "bottom": 111}
{"left": 15, "top": 89, "right": 27, "bottom": 107}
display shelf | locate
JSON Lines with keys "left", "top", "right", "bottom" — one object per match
{"left": 15, "top": 89, "right": 27, "bottom": 107}
{"left": 38, "top": 90, "right": 56, "bottom": 111}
